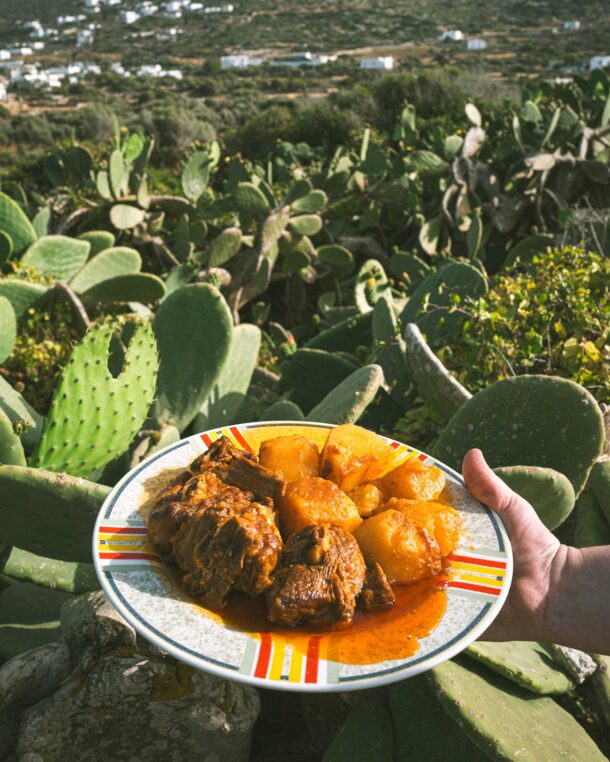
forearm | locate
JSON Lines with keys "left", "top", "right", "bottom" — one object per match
{"left": 541, "top": 545, "right": 610, "bottom": 655}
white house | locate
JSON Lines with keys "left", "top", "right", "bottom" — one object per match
{"left": 138, "top": 3, "right": 159, "bottom": 16}
{"left": 563, "top": 20, "right": 581, "bottom": 31}
{"left": 187, "top": 2, "right": 204, "bottom": 10}
{"left": 467, "top": 38, "right": 487, "bottom": 51}
{"left": 110, "top": 61, "right": 130, "bottom": 75}
{"left": 76, "top": 29, "right": 95, "bottom": 46}
{"left": 590, "top": 56, "right": 610, "bottom": 70}
{"left": 157, "top": 28, "right": 182, "bottom": 41}
{"left": 220, "top": 55, "right": 262, "bottom": 69}
{"left": 360, "top": 56, "right": 394, "bottom": 70}
{"left": 0, "top": 84, "right": 7, "bottom": 100}
{"left": 25, "top": 20, "right": 45, "bottom": 38}
{"left": 84, "top": 0, "right": 101, "bottom": 8}
{"left": 32, "top": 41, "right": 45, "bottom": 51}
{"left": 438, "top": 30, "right": 464, "bottom": 42}
{"left": 12, "top": 47, "right": 33, "bottom": 57}
{"left": 120, "top": 10, "right": 140, "bottom": 23}
{"left": 0, "top": 51, "right": 11, "bottom": 61}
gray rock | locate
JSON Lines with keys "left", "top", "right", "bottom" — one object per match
{"left": 1, "top": 591, "right": 260, "bottom": 762}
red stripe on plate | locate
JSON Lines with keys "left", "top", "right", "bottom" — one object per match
{"left": 230, "top": 426, "right": 254, "bottom": 453}
{"left": 417, "top": 452, "right": 427, "bottom": 461}
{"left": 99, "top": 552, "right": 159, "bottom": 561}
{"left": 99, "top": 526, "right": 148, "bottom": 535}
{"left": 448, "top": 554, "right": 506, "bottom": 570}
{"left": 448, "top": 580, "right": 501, "bottom": 596}
{"left": 390, "top": 441, "right": 400, "bottom": 450}
{"left": 254, "top": 634, "right": 272, "bottom": 678}
{"left": 201, "top": 433, "right": 213, "bottom": 447}
{"left": 305, "top": 636, "right": 322, "bottom": 683}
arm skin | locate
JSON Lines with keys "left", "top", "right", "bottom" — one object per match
{"left": 462, "top": 448, "right": 610, "bottom": 655}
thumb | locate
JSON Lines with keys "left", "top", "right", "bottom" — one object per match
{"left": 462, "top": 448, "right": 548, "bottom": 539}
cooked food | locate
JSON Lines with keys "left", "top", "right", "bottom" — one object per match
{"left": 259, "top": 434, "right": 320, "bottom": 483}
{"left": 147, "top": 425, "right": 462, "bottom": 634}
{"left": 320, "top": 424, "right": 403, "bottom": 491}
{"left": 359, "top": 563, "right": 395, "bottom": 611}
{"left": 279, "top": 476, "right": 362, "bottom": 538}
{"left": 354, "top": 509, "right": 442, "bottom": 584}
{"left": 348, "top": 483, "right": 385, "bottom": 518}
{"left": 266, "top": 524, "right": 366, "bottom": 627}
{"left": 385, "top": 498, "right": 461, "bottom": 556}
{"left": 380, "top": 458, "right": 446, "bottom": 502}
{"left": 172, "top": 494, "right": 282, "bottom": 609}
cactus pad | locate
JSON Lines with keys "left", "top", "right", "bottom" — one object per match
{"left": 21, "top": 235, "right": 91, "bottom": 282}
{"left": 0, "top": 376, "right": 44, "bottom": 452}
{"left": 0, "top": 280, "right": 48, "bottom": 319}
{"left": 433, "top": 375, "right": 605, "bottom": 496}
{"left": 153, "top": 284, "right": 232, "bottom": 432}
{"left": 78, "top": 230, "right": 116, "bottom": 256}
{"left": 493, "top": 466, "right": 575, "bottom": 530}
{"left": 280, "top": 349, "right": 358, "bottom": 412}
{"left": 573, "top": 490, "right": 610, "bottom": 548}
{"left": 0, "top": 406, "right": 25, "bottom": 466}
{"left": 307, "top": 364, "right": 384, "bottom": 424}
{"left": 588, "top": 460, "right": 610, "bottom": 527}
{"left": 69, "top": 246, "right": 142, "bottom": 294}
{"left": 430, "top": 658, "right": 606, "bottom": 761}
{"left": 372, "top": 294, "right": 409, "bottom": 408}
{"left": 0, "top": 192, "right": 37, "bottom": 255}
{"left": 0, "top": 296, "right": 16, "bottom": 364}
{"left": 79, "top": 273, "right": 166, "bottom": 305}
{"left": 404, "top": 322, "right": 471, "bottom": 419}
{"left": 2, "top": 547, "right": 99, "bottom": 594}
{"left": 465, "top": 641, "right": 575, "bottom": 694}
{"left": 30, "top": 320, "right": 158, "bottom": 478}
{"left": 323, "top": 702, "right": 393, "bottom": 762}
{"left": 306, "top": 312, "right": 372, "bottom": 353}
{"left": 262, "top": 400, "right": 305, "bottom": 421}
{"left": 194, "top": 323, "right": 260, "bottom": 431}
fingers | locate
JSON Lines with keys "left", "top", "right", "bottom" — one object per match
{"left": 462, "top": 448, "right": 543, "bottom": 538}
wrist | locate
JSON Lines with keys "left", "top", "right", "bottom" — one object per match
{"left": 539, "top": 544, "right": 581, "bottom": 645}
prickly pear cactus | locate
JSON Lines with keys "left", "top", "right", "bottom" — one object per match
{"left": 0, "top": 407, "right": 25, "bottom": 466}
{"left": 433, "top": 375, "right": 605, "bottom": 495}
{"left": 307, "top": 364, "right": 384, "bottom": 424}
{"left": 30, "top": 320, "right": 158, "bottom": 479}
{"left": 0, "top": 192, "right": 37, "bottom": 255}
{"left": 493, "top": 466, "right": 575, "bottom": 530}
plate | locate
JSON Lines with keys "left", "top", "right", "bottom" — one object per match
{"left": 93, "top": 421, "right": 512, "bottom": 692}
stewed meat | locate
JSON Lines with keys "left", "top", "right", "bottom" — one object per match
{"left": 359, "top": 563, "right": 395, "bottom": 611}
{"left": 266, "top": 524, "right": 366, "bottom": 628}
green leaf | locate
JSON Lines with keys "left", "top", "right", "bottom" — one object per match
{"left": 182, "top": 150, "right": 212, "bottom": 202}
{"left": 504, "top": 234, "right": 553, "bottom": 269}
{"left": 70, "top": 246, "right": 142, "bottom": 294}
{"left": 0, "top": 296, "right": 16, "bottom": 364}
{"left": 80, "top": 273, "right": 166, "bottom": 304}
{"left": 317, "top": 244, "right": 354, "bottom": 276}
{"left": 0, "top": 192, "right": 37, "bottom": 255}
{"left": 109, "top": 204, "right": 146, "bottom": 230}
{"left": 287, "top": 214, "right": 323, "bottom": 237}
{"left": 234, "top": 182, "right": 270, "bottom": 218}
{"left": 21, "top": 235, "right": 91, "bottom": 282}
{"left": 208, "top": 227, "right": 242, "bottom": 267}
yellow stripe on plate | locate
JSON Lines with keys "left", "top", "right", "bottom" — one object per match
{"left": 268, "top": 639, "right": 285, "bottom": 681}
{"left": 456, "top": 573, "right": 504, "bottom": 588}
{"left": 451, "top": 561, "right": 506, "bottom": 577}
{"left": 98, "top": 543, "right": 155, "bottom": 554}
{"left": 99, "top": 533, "right": 151, "bottom": 543}
{"left": 288, "top": 647, "right": 304, "bottom": 683}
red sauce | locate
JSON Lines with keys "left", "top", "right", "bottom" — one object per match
{"left": 211, "top": 573, "right": 448, "bottom": 665}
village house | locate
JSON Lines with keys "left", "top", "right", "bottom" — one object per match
{"left": 77, "top": 29, "right": 95, "bottom": 46}
{"left": 0, "top": 84, "right": 7, "bottom": 101}
{"left": 590, "top": 56, "right": 610, "bottom": 71}
{"left": 563, "top": 21, "right": 581, "bottom": 31}
{"left": 0, "top": 51, "right": 11, "bottom": 62}
{"left": 120, "top": 10, "right": 141, "bottom": 24}
{"left": 467, "top": 38, "right": 488, "bottom": 51}
{"left": 220, "top": 55, "right": 262, "bottom": 70}
{"left": 360, "top": 56, "right": 394, "bottom": 70}
{"left": 438, "top": 30, "right": 464, "bottom": 42}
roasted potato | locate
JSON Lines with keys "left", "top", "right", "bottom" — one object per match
{"left": 380, "top": 458, "right": 446, "bottom": 501}
{"left": 278, "top": 476, "right": 362, "bottom": 538}
{"left": 354, "top": 509, "right": 442, "bottom": 584}
{"left": 259, "top": 435, "right": 320, "bottom": 483}
{"left": 384, "top": 498, "right": 461, "bottom": 557}
{"left": 348, "top": 483, "right": 385, "bottom": 518}
{"left": 320, "top": 424, "right": 403, "bottom": 492}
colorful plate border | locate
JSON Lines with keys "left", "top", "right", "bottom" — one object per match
{"left": 93, "top": 421, "right": 513, "bottom": 692}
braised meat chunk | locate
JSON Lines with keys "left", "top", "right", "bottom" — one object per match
{"left": 266, "top": 524, "right": 366, "bottom": 628}
{"left": 359, "top": 563, "right": 395, "bottom": 611}
{"left": 171, "top": 493, "right": 282, "bottom": 609}
{"left": 190, "top": 436, "right": 285, "bottom": 501}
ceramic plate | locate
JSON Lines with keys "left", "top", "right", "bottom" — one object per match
{"left": 93, "top": 421, "right": 512, "bottom": 692}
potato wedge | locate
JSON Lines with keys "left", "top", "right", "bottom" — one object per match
{"left": 348, "top": 483, "right": 385, "bottom": 518}
{"left": 320, "top": 424, "right": 403, "bottom": 491}
{"left": 259, "top": 435, "right": 320, "bottom": 483}
{"left": 384, "top": 498, "right": 461, "bottom": 557}
{"left": 278, "top": 476, "right": 362, "bottom": 538}
{"left": 354, "top": 509, "right": 442, "bottom": 584}
{"left": 380, "top": 458, "right": 445, "bottom": 501}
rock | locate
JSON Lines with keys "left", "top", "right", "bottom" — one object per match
{"left": 1, "top": 591, "right": 260, "bottom": 762}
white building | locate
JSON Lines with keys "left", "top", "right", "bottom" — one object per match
{"left": 120, "top": 10, "right": 140, "bottom": 23}
{"left": 76, "top": 29, "right": 95, "bottom": 46}
{"left": 563, "top": 20, "right": 581, "bottom": 31}
{"left": 0, "top": 51, "right": 11, "bottom": 62}
{"left": 157, "top": 28, "right": 182, "bottom": 41}
{"left": 25, "top": 20, "right": 45, "bottom": 38}
{"left": 102, "top": 0, "right": 122, "bottom": 5}
{"left": 590, "top": 56, "right": 610, "bottom": 70}
{"left": 32, "top": 41, "right": 45, "bottom": 51}
{"left": 12, "top": 47, "right": 33, "bottom": 57}
{"left": 467, "top": 38, "right": 487, "bottom": 51}
{"left": 0, "top": 84, "right": 7, "bottom": 100}
{"left": 137, "top": 3, "right": 159, "bottom": 16}
{"left": 84, "top": 0, "right": 101, "bottom": 8}
{"left": 187, "top": 2, "right": 204, "bottom": 9}
{"left": 220, "top": 55, "right": 262, "bottom": 69}
{"left": 360, "top": 56, "right": 394, "bottom": 70}
{"left": 110, "top": 61, "right": 130, "bottom": 76}
{"left": 438, "top": 30, "right": 464, "bottom": 42}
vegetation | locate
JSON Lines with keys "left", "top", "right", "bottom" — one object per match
{"left": 0, "top": 62, "right": 609, "bottom": 760}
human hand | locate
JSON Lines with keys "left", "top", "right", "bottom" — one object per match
{"left": 462, "top": 448, "right": 566, "bottom": 642}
